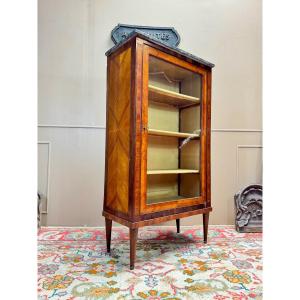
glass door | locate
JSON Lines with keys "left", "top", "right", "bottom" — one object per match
{"left": 141, "top": 47, "right": 206, "bottom": 211}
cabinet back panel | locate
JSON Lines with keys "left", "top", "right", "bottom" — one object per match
{"left": 149, "top": 75, "right": 179, "bottom": 93}
{"left": 147, "top": 174, "right": 178, "bottom": 204}
{"left": 181, "top": 74, "right": 202, "bottom": 99}
{"left": 147, "top": 136, "right": 178, "bottom": 170}
{"left": 180, "top": 105, "right": 201, "bottom": 134}
{"left": 180, "top": 140, "right": 200, "bottom": 170}
{"left": 180, "top": 174, "right": 200, "bottom": 198}
{"left": 149, "top": 56, "right": 197, "bottom": 86}
{"left": 105, "top": 47, "right": 131, "bottom": 214}
{"left": 180, "top": 140, "right": 201, "bottom": 197}
{"left": 148, "top": 102, "right": 179, "bottom": 132}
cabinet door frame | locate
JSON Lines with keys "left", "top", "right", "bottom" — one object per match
{"left": 140, "top": 44, "right": 209, "bottom": 214}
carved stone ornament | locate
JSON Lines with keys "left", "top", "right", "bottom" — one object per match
{"left": 111, "top": 24, "right": 180, "bottom": 48}
{"left": 234, "top": 184, "right": 262, "bottom": 233}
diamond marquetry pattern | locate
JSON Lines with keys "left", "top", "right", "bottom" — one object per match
{"left": 106, "top": 47, "right": 132, "bottom": 214}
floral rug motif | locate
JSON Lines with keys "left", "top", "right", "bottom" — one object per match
{"left": 38, "top": 226, "right": 262, "bottom": 299}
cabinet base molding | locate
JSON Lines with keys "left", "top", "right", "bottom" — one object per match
{"left": 103, "top": 207, "right": 212, "bottom": 229}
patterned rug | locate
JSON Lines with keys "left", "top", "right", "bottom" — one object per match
{"left": 38, "top": 226, "right": 262, "bottom": 300}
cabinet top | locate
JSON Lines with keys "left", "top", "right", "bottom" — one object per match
{"left": 105, "top": 30, "right": 215, "bottom": 69}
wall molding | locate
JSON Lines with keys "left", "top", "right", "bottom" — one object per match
{"left": 236, "top": 145, "right": 263, "bottom": 190}
{"left": 38, "top": 124, "right": 262, "bottom": 132}
{"left": 38, "top": 124, "right": 106, "bottom": 129}
{"left": 212, "top": 129, "right": 262, "bottom": 133}
{"left": 38, "top": 141, "right": 51, "bottom": 214}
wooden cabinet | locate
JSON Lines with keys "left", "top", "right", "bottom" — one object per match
{"left": 103, "top": 32, "right": 214, "bottom": 269}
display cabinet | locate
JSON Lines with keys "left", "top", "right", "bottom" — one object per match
{"left": 103, "top": 31, "right": 214, "bottom": 269}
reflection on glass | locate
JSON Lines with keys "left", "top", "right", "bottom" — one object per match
{"left": 146, "top": 56, "right": 202, "bottom": 205}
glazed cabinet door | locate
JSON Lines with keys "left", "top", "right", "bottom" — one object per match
{"left": 140, "top": 45, "right": 209, "bottom": 214}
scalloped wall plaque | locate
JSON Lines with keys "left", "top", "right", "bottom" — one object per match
{"left": 111, "top": 24, "right": 180, "bottom": 48}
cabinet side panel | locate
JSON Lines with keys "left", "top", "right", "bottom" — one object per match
{"left": 105, "top": 47, "right": 132, "bottom": 214}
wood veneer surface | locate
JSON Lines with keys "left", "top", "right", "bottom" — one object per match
{"left": 106, "top": 47, "right": 131, "bottom": 214}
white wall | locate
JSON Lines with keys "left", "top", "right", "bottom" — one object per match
{"left": 38, "top": 0, "right": 262, "bottom": 226}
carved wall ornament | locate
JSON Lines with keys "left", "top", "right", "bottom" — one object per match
{"left": 234, "top": 184, "right": 262, "bottom": 233}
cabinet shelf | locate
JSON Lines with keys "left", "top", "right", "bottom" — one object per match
{"left": 148, "top": 128, "right": 199, "bottom": 138}
{"left": 147, "top": 169, "right": 199, "bottom": 175}
{"left": 148, "top": 84, "right": 200, "bottom": 107}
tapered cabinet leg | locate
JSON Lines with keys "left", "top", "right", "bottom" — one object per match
{"left": 129, "top": 228, "right": 138, "bottom": 270}
{"left": 203, "top": 213, "right": 209, "bottom": 244}
{"left": 105, "top": 218, "right": 112, "bottom": 253}
{"left": 176, "top": 219, "right": 180, "bottom": 233}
